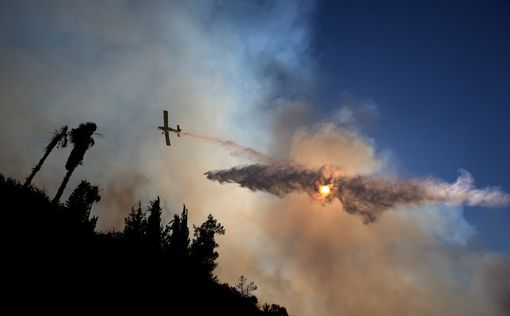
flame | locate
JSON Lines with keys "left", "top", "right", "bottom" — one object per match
{"left": 319, "top": 185, "right": 331, "bottom": 197}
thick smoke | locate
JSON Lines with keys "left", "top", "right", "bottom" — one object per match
{"left": 206, "top": 164, "right": 323, "bottom": 196}
{"left": 205, "top": 164, "right": 510, "bottom": 222}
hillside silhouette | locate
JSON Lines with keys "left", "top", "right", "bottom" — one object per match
{"left": 1, "top": 123, "right": 288, "bottom": 315}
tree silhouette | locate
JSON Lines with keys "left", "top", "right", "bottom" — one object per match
{"left": 124, "top": 201, "right": 146, "bottom": 242}
{"left": 65, "top": 180, "right": 100, "bottom": 234}
{"left": 53, "top": 122, "right": 96, "bottom": 203}
{"left": 24, "top": 126, "right": 68, "bottom": 187}
{"left": 166, "top": 204, "right": 190, "bottom": 259}
{"left": 236, "top": 275, "right": 258, "bottom": 297}
{"left": 145, "top": 196, "right": 163, "bottom": 247}
{"left": 190, "top": 214, "right": 225, "bottom": 280}
{"left": 261, "top": 304, "right": 289, "bottom": 316}
{"left": 2, "top": 173, "right": 289, "bottom": 314}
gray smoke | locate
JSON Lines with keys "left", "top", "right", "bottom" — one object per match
{"left": 205, "top": 164, "right": 510, "bottom": 223}
{"left": 206, "top": 164, "right": 324, "bottom": 196}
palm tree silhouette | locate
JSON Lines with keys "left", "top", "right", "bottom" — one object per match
{"left": 24, "top": 126, "right": 68, "bottom": 187}
{"left": 53, "top": 122, "right": 97, "bottom": 203}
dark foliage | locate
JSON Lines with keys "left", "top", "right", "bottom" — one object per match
{"left": 65, "top": 180, "right": 99, "bottom": 235}
{"left": 0, "top": 174, "right": 288, "bottom": 315}
{"left": 53, "top": 122, "right": 97, "bottom": 203}
{"left": 190, "top": 213, "right": 225, "bottom": 281}
{"left": 24, "top": 125, "right": 68, "bottom": 187}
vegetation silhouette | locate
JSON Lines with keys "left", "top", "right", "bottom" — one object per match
{"left": 236, "top": 275, "right": 259, "bottom": 297}
{"left": 23, "top": 125, "right": 68, "bottom": 187}
{"left": 1, "top": 123, "right": 289, "bottom": 315}
{"left": 53, "top": 122, "right": 97, "bottom": 203}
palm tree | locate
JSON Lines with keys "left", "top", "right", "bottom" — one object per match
{"left": 52, "top": 122, "right": 97, "bottom": 203}
{"left": 24, "top": 126, "right": 68, "bottom": 187}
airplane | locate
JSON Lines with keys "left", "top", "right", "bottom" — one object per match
{"left": 158, "top": 110, "right": 181, "bottom": 146}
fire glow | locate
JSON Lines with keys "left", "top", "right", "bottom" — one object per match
{"left": 319, "top": 184, "right": 331, "bottom": 197}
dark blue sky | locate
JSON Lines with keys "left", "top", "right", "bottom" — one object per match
{"left": 313, "top": 0, "right": 510, "bottom": 254}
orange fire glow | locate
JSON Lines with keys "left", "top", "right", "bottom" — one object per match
{"left": 319, "top": 185, "right": 331, "bottom": 197}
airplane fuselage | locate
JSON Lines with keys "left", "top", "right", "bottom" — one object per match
{"left": 158, "top": 126, "right": 178, "bottom": 132}
{"left": 158, "top": 126, "right": 181, "bottom": 136}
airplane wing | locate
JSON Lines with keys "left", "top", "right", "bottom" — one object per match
{"left": 165, "top": 131, "right": 171, "bottom": 146}
{"left": 163, "top": 110, "right": 169, "bottom": 128}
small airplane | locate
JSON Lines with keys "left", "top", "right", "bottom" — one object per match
{"left": 158, "top": 110, "right": 181, "bottom": 146}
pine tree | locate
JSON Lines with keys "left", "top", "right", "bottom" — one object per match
{"left": 145, "top": 196, "right": 163, "bottom": 247}
{"left": 65, "top": 180, "right": 100, "bottom": 233}
{"left": 124, "top": 201, "right": 146, "bottom": 242}
{"left": 190, "top": 214, "right": 225, "bottom": 280}
{"left": 166, "top": 204, "right": 190, "bottom": 259}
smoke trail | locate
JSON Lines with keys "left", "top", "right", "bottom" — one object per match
{"left": 205, "top": 164, "right": 510, "bottom": 223}
{"left": 205, "top": 164, "right": 324, "bottom": 196}
{"left": 182, "top": 132, "right": 277, "bottom": 164}
{"left": 423, "top": 169, "right": 510, "bottom": 207}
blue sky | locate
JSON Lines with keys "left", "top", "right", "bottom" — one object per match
{"left": 312, "top": 0, "right": 510, "bottom": 254}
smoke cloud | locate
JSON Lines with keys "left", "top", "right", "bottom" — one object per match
{"left": 211, "top": 123, "right": 510, "bottom": 316}
{"left": 206, "top": 164, "right": 510, "bottom": 222}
